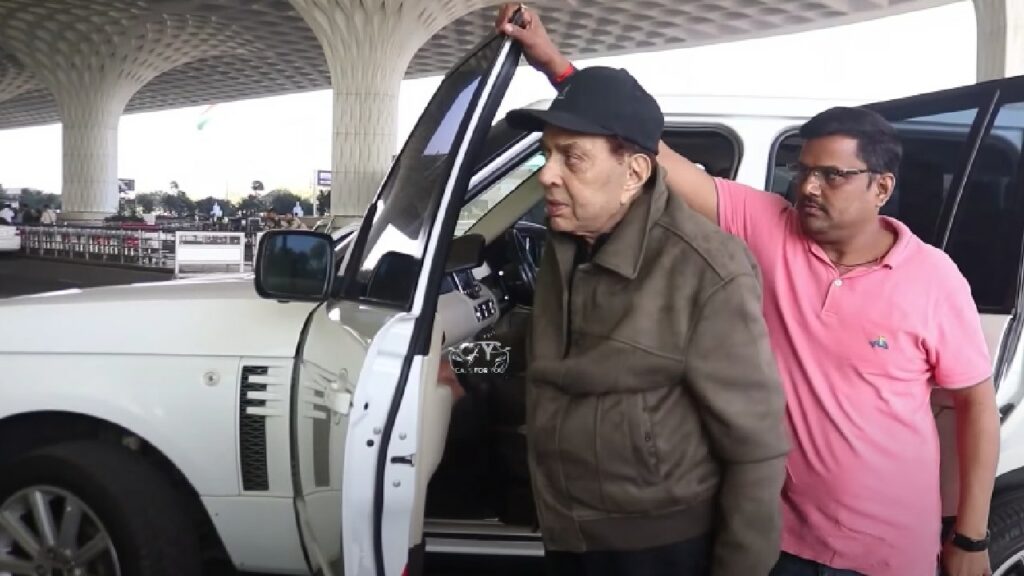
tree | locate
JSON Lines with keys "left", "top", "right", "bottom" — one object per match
{"left": 161, "top": 190, "right": 195, "bottom": 217}
{"left": 17, "top": 189, "right": 61, "bottom": 210}
{"left": 18, "top": 188, "right": 45, "bottom": 209}
{"left": 265, "top": 189, "right": 313, "bottom": 216}
{"left": 237, "top": 194, "right": 265, "bottom": 216}
{"left": 135, "top": 192, "right": 161, "bottom": 213}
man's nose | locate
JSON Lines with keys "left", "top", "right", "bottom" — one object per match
{"left": 796, "top": 175, "right": 822, "bottom": 200}
{"left": 538, "top": 160, "right": 559, "bottom": 189}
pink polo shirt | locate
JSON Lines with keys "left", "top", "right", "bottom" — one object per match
{"left": 715, "top": 179, "right": 992, "bottom": 575}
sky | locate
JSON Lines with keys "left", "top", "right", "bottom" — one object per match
{"left": 0, "top": 1, "right": 978, "bottom": 201}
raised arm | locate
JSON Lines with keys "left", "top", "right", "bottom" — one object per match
{"left": 657, "top": 141, "right": 719, "bottom": 222}
{"left": 495, "top": 3, "right": 720, "bottom": 223}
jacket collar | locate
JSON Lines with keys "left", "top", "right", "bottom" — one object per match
{"left": 550, "top": 167, "right": 669, "bottom": 280}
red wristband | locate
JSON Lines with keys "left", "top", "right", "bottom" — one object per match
{"left": 551, "top": 63, "right": 576, "bottom": 86}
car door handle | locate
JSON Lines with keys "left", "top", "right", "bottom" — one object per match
{"left": 327, "top": 390, "right": 352, "bottom": 415}
{"left": 390, "top": 454, "right": 415, "bottom": 466}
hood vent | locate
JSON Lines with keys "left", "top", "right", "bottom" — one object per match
{"left": 239, "top": 365, "right": 277, "bottom": 491}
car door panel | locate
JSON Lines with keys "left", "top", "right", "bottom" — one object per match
{"left": 340, "top": 305, "right": 415, "bottom": 576}
{"left": 408, "top": 319, "right": 454, "bottom": 549}
{"left": 290, "top": 31, "right": 521, "bottom": 576}
{"left": 863, "top": 80, "right": 1024, "bottom": 521}
{"left": 291, "top": 300, "right": 375, "bottom": 575}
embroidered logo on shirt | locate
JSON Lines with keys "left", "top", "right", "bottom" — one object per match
{"left": 869, "top": 336, "right": 889, "bottom": 350}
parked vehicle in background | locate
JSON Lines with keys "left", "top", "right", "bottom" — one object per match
{"left": 0, "top": 221, "right": 20, "bottom": 252}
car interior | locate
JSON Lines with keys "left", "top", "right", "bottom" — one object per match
{"left": 420, "top": 125, "right": 746, "bottom": 537}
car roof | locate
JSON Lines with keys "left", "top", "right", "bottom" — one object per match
{"left": 517, "top": 94, "right": 862, "bottom": 123}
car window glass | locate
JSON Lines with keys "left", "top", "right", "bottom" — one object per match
{"left": 456, "top": 152, "right": 545, "bottom": 235}
{"left": 333, "top": 233, "right": 356, "bottom": 275}
{"left": 342, "top": 37, "right": 505, "bottom": 309}
{"left": 662, "top": 128, "right": 742, "bottom": 179}
{"left": 946, "top": 101, "right": 1024, "bottom": 313}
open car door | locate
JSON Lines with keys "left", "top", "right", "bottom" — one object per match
{"left": 859, "top": 82, "right": 1024, "bottom": 526}
{"left": 288, "top": 32, "right": 521, "bottom": 576}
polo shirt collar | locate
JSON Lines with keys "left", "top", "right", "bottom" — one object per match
{"left": 804, "top": 215, "right": 912, "bottom": 270}
{"left": 878, "top": 216, "right": 912, "bottom": 268}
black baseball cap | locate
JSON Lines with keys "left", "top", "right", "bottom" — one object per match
{"left": 506, "top": 67, "right": 663, "bottom": 154}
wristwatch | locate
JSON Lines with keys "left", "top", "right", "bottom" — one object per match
{"left": 951, "top": 530, "right": 990, "bottom": 552}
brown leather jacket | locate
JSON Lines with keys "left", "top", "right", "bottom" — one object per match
{"left": 525, "top": 169, "right": 789, "bottom": 575}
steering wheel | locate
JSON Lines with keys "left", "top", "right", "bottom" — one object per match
{"left": 500, "top": 221, "right": 544, "bottom": 306}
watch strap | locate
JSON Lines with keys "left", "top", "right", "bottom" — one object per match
{"left": 951, "top": 530, "right": 990, "bottom": 552}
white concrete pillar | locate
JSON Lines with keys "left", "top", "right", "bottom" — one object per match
{"left": 0, "top": 5, "right": 247, "bottom": 221}
{"left": 975, "top": 0, "right": 1024, "bottom": 81}
{"left": 325, "top": 42, "right": 408, "bottom": 217}
{"left": 55, "top": 87, "right": 135, "bottom": 220}
{"left": 288, "top": 0, "right": 490, "bottom": 216}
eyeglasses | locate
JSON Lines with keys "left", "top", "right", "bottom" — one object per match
{"left": 786, "top": 162, "right": 876, "bottom": 188}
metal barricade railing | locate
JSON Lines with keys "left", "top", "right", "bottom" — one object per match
{"left": 16, "top": 224, "right": 266, "bottom": 273}
{"left": 18, "top": 225, "right": 178, "bottom": 270}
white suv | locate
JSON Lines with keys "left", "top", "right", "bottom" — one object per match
{"left": 3, "top": 32, "right": 1024, "bottom": 576}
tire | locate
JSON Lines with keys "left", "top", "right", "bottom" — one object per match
{"left": 990, "top": 489, "right": 1024, "bottom": 575}
{"left": 0, "top": 440, "right": 202, "bottom": 576}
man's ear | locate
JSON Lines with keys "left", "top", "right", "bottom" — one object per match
{"left": 621, "top": 153, "right": 653, "bottom": 204}
{"left": 875, "top": 172, "right": 896, "bottom": 208}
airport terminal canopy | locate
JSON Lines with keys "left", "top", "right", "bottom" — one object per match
{"left": 0, "top": 0, "right": 962, "bottom": 220}
{"left": 0, "top": 0, "right": 956, "bottom": 129}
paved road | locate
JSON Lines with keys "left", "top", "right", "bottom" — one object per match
{"left": 0, "top": 254, "right": 544, "bottom": 575}
{"left": 0, "top": 254, "right": 172, "bottom": 299}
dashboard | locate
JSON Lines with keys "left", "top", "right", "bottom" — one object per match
{"left": 437, "top": 263, "right": 500, "bottom": 346}
{"left": 440, "top": 269, "right": 479, "bottom": 299}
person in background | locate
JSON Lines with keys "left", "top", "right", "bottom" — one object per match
{"left": 263, "top": 208, "right": 280, "bottom": 230}
{"left": 40, "top": 205, "right": 58, "bottom": 225}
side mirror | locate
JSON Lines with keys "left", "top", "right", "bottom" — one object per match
{"left": 255, "top": 230, "right": 334, "bottom": 302}
{"left": 446, "top": 233, "right": 486, "bottom": 273}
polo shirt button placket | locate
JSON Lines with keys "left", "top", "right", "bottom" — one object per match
{"left": 820, "top": 276, "right": 843, "bottom": 316}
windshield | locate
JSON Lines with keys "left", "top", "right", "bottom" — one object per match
{"left": 341, "top": 35, "right": 512, "bottom": 309}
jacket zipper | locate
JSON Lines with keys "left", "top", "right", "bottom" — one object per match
{"left": 563, "top": 266, "right": 574, "bottom": 358}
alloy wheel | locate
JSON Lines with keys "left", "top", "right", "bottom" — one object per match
{"left": 0, "top": 486, "right": 119, "bottom": 576}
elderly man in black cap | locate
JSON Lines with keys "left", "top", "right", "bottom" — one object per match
{"left": 498, "top": 61, "right": 789, "bottom": 575}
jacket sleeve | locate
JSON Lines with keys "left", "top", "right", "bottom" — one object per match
{"left": 683, "top": 272, "right": 789, "bottom": 576}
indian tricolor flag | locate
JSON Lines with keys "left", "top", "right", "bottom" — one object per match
{"left": 196, "top": 104, "right": 217, "bottom": 131}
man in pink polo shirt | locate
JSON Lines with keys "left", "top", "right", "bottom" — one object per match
{"left": 497, "top": 4, "right": 1000, "bottom": 576}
